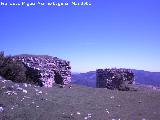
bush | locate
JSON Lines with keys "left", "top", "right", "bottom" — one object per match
{"left": 0, "top": 52, "right": 27, "bottom": 82}
{"left": 0, "top": 52, "right": 43, "bottom": 86}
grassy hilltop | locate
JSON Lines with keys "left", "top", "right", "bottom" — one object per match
{"left": 0, "top": 77, "right": 160, "bottom": 120}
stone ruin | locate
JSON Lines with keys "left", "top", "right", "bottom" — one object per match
{"left": 12, "top": 55, "right": 71, "bottom": 87}
{"left": 96, "top": 68, "right": 134, "bottom": 90}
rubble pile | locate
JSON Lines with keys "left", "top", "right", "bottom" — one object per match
{"left": 12, "top": 55, "right": 71, "bottom": 87}
{"left": 96, "top": 68, "right": 134, "bottom": 90}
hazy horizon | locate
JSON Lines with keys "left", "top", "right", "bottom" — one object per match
{"left": 72, "top": 69, "right": 160, "bottom": 73}
{"left": 1, "top": 0, "right": 160, "bottom": 72}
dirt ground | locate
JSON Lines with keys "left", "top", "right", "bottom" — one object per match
{"left": 0, "top": 79, "right": 160, "bottom": 120}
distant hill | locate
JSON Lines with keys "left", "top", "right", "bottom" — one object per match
{"left": 132, "top": 70, "right": 160, "bottom": 86}
{"left": 71, "top": 70, "right": 160, "bottom": 87}
{"left": 71, "top": 71, "right": 96, "bottom": 87}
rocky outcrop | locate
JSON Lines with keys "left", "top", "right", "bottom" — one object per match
{"left": 96, "top": 68, "right": 134, "bottom": 90}
{"left": 12, "top": 55, "right": 71, "bottom": 87}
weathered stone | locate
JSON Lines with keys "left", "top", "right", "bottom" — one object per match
{"left": 96, "top": 68, "right": 134, "bottom": 90}
{"left": 12, "top": 55, "right": 71, "bottom": 87}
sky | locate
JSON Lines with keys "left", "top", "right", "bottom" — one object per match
{"left": 0, "top": 0, "right": 160, "bottom": 72}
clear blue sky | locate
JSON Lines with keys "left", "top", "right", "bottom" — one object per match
{"left": 0, "top": 0, "right": 160, "bottom": 72}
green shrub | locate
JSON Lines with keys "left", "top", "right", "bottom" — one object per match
{"left": 0, "top": 53, "right": 26, "bottom": 82}
{"left": 0, "top": 51, "right": 43, "bottom": 86}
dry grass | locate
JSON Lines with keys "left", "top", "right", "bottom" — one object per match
{"left": 0, "top": 78, "right": 160, "bottom": 120}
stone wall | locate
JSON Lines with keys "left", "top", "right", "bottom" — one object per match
{"left": 96, "top": 68, "right": 134, "bottom": 90}
{"left": 12, "top": 55, "right": 71, "bottom": 87}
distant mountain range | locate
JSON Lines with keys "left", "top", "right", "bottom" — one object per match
{"left": 71, "top": 70, "right": 160, "bottom": 87}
